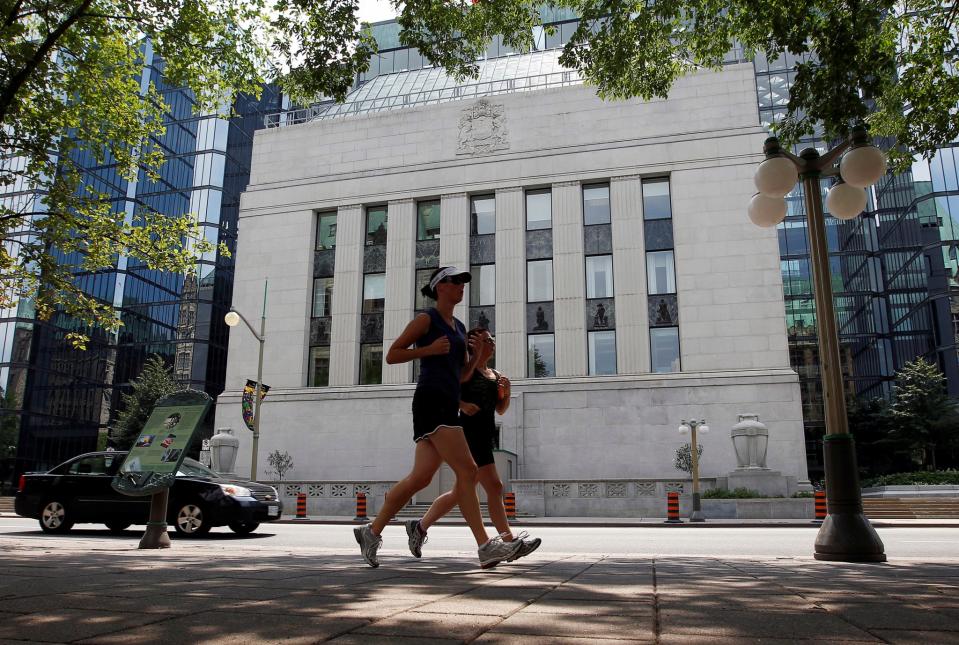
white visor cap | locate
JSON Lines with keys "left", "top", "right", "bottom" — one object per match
{"left": 429, "top": 266, "right": 472, "bottom": 290}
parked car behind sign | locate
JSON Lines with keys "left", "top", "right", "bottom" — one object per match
{"left": 15, "top": 451, "right": 282, "bottom": 536}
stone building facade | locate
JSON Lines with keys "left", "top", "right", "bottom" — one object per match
{"left": 215, "top": 58, "right": 811, "bottom": 514}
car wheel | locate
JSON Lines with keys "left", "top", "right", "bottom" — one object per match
{"left": 228, "top": 521, "right": 259, "bottom": 535}
{"left": 105, "top": 522, "right": 131, "bottom": 534}
{"left": 173, "top": 501, "right": 211, "bottom": 536}
{"left": 39, "top": 500, "right": 74, "bottom": 533}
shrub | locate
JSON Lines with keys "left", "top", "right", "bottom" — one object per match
{"left": 792, "top": 491, "right": 815, "bottom": 498}
{"left": 861, "top": 470, "right": 959, "bottom": 488}
{"left": 703, "top": 487, "right": 766, "bottom": 499}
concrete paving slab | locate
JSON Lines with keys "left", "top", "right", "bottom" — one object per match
{"left": 869, "top": 629, "right": 959, "bottom": 644}
{"left": 658, "top": 607, "right": 878, "bottom": 641}
{"left": 815, "top": 601, "right": 959, "bottom": 631}
{"left": 475, "top": 636, "right": 648, "bottom": 644}
{"left": 352, "top": 612, "right": 504, "bottom": 640}
{"left": 0, "top": 608, "right": 178, "bottom": 642}
{"left": 73, "top": 611, "right": 368, "bottom": 645}
{"left": 491, "top": 611, "right": 656, "bottom": 640}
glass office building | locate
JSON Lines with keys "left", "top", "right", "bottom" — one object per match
{"left": 0, "top": 44, "right": 281, "bottom": 487}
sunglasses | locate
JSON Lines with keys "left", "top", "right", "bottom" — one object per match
{"left": 440, "top": 275, "right": 468, "bottom": 285}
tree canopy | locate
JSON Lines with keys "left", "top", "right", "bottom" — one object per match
{"left": 108, "top": 354, "right": 182, "bottom": 449}
{"left": 4, "top": 0, "right": 958, "bottom": 345}
{"left": 1, "top": 0, "right": 373, "bottom": 346}
{"left": 399, "top": 0, "right": 958, "bottom": 170}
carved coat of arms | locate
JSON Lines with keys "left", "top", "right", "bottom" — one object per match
{"left": 457, "top": 99, "right": 509, "bottom": 155}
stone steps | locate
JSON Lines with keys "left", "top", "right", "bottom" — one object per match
{"left": 393, "top": 502, "right": 536, "bottom": 519}
{"left": 0, "top": 497, "right": 14, "bottom": 513}
{"left": 862, "top": 498, "right": 959, "bottom": 519}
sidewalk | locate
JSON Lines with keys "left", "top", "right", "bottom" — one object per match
{"left": 1, "top": 536, "right": 957, "bottom": 643}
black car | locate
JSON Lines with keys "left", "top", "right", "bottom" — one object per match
{"left": 15, "top": 451, "right": 283, "bottom": 536}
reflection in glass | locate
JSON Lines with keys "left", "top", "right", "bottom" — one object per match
{"left": 526, "top": 189, "right": 552, "bottom": 230}
{"left": 417, "top": 200, "right": 440, "bottom": 240}
{"left": 363, "top": 273, "right": 385, "bottom": 313}
{"left": 317, "top": 212, "right": 337, "bottom": 250}
{"left": 360, "top": 344, "right": 383, "bottom": 385}
{"left": 471, "top": 195, "right": 495, "bottom": 235}
{"left": 312, "top": 277, "right": 334, "bottom": 317}
{"left": 650, "top": 327, "right": 681, "bottom": 373}
{"left": 588, "top": 330, "right": 616, "bottom": 375}
{"left": 309, "top": 346, "right": 330, "bottom": 387}
{"left": 586, "top": 255, "right": 613, "bottom": 298}
{"left": 646, "top": 251, "right": 676, "bottom": 295}
{"left": 470, "top": 264, "right": 495, "bottom": 306}
{"left": 527, "top": 334, "right": 555, "bottom": 377}
{"left": 642, "top": 179, "right": 672, "bottom": 219}
{"left": 415, "top": 269, "right": 434, "bottom": 310}
{"left": 366, "top": 206, "right": 388, "bottom": 245}
{"left": 527, "top": 260, "right": 553, "bottom": 302}
{"left": 583, "top": 184, "right": 610, "bottom": 225}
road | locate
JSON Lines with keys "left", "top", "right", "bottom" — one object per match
{"left": 1, "top": 516, "right": 956, "bottom": 559}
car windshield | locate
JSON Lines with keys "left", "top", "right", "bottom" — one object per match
{"left": 176, "top": 458, "right": 219, "bottom": 478}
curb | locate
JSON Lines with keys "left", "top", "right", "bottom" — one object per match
{"left": 270, "top": 517, "right": 959, "bottom": 529}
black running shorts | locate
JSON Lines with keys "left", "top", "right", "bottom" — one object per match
{"left": 411, "top": 386, "right": 461, "bottom": 442}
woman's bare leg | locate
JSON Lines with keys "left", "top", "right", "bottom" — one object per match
{"left": 370, "top": 439, "right": 442, "bottom": 535}
{"left": 419, "top": 488, "right": 460, "bottom": 532}
{"left": 426, "top": 426, "right": 488, "bottom": 545}
{"left": 477, "top": 464, "right": 512, "bottom": 540}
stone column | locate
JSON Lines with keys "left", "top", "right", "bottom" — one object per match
{"left": 610, "top": 175, "right": 650, "bottom": 373}
{"left": 329, "top": 204, "right": 363, "bottom": 385}
{"left": 439, "top": 193, "right": 470, "bottom": 324}
{"left": 552, "top": 180, "right": 587, "bottom": 376}
{"left": 382, "top": 198, "right": 416, "bottom": 383}
{"left": 494, "top": 187, "right": 526, "bottom": 378}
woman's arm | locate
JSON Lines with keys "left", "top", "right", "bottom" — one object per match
{"left": 386, "top": 313, "right": 442, "bottom": 364}
{"left": 460, "top": 337, "right": 481, "bottom": 382}
{"left": 495, "top": 372, "right": 511, "bottom": 415}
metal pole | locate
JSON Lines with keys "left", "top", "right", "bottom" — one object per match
{"left": 138, "top": 489, "right": 171, "bottom": 549}
{"left": 251, "top": 280, "right": 267, "bottom": 481}
{"left": 798, "top": 148, "right": 885, "bottom": 562}
{"left": 689, "top": 421, "right": 704, "bottom": 522}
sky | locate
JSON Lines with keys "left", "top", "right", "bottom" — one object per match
{"left": 357, "top": 0, "right": 397, "bottom": 24}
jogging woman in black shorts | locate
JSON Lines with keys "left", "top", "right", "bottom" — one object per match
{"left": 354, "top": 267, "right": 522, "bottom": 569}
{"left": 405, "top": 327, "right": 542, "bottom": 563}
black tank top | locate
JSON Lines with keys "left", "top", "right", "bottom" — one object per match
{"left": 460, "top": 368, "right": 498, "bottom": 431}
{"left": 415, "top": 308, "right": 466, "bottom": 401}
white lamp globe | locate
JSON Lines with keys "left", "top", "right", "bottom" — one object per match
{"left": 699, "top": 424, "right": 710, "bottom": 434}
{"left": 224, "top": 311, "right": 240, "bottom": 327}
{"left": 754, "top": 156, "right": 798, "bottom": 197}
{"left": 839, "top": 145, "right": 887, "bottom": 188}
{"left": 678, "top": 423, "right": 691, "bottom": 435}
{"left": 826, "top": 182, "right": 867, "bottom": 220}
{"left": 748, "top": 193, "right": 788, "bottom": 228}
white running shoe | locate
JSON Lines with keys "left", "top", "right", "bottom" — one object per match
{"left": 353, "top": 523, "right": 382, "bottom": 568}
{"left": 478, "top": 534, "right": 523, "bottom": 569}
{"left": 405, "top": 519, "right": 428, "bottom": 558}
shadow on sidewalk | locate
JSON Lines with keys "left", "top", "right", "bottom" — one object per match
{"left": 0, "top": 545, "right": 958, "bottom": 643}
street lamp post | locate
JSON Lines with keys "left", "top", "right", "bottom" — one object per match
{"left": 749, "top": 125, "right": 886, "bottom": 562}
{"left": 678, "top": 419, "right": 709, "bottom": 522}
{"left": 224, "top": 279, "right": 267, "bottom": 481}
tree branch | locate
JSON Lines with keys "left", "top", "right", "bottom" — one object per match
{"left": 0, "top": 0, "right": 94, "bottom": 125}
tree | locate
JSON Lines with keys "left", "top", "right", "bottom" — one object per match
{"left": 266, "top": 450, "right": 294, "bottom": 481}
{"left": 398, "top": 1, "right": 959, "bottom": 171}
{"left": 889, "top": 358, "right": 959, "bottom": 470}
{"left": 109, "top": 355, "right": 182, "bottom": 450}
{"left": 530, "top": 345, "right": 548, "bottom": 377}
{"left": 673, "top": 443, "right": 703, "bottom": 475}
{"left": 1, "top": 0, "right": 374, "bottom": 347}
